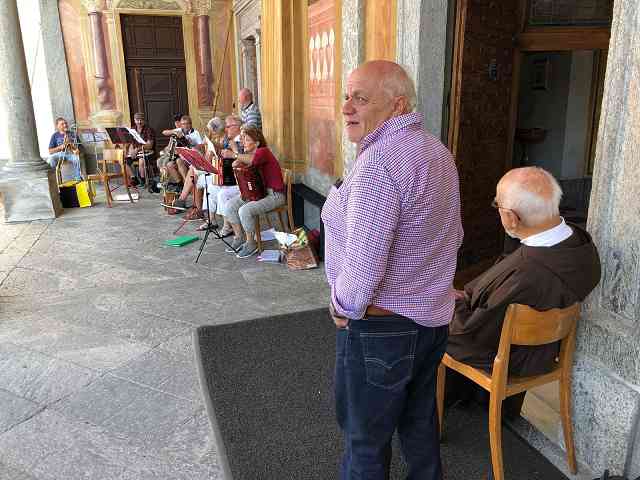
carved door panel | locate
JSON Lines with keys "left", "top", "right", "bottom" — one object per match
{"left": 448, "top": 0, "right": 521, "bottom": 267}
{"left": 122, "top": 15, "right": 189, "bottom": 152}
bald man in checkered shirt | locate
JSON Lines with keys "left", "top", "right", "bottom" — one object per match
{"left": 322, "top": 61, "right": 463, "bottom": 480}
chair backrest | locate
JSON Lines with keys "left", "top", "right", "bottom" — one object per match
{"left": 505, "top": 303, "right": 580, "bottom": 346}
{"left": 102, "top": 148, "right": 124, "bottom": 163}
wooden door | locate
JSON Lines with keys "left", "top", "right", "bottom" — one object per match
{"left": 121, "top": 15, "right": 189, "bottom": 152}
{"left": 448, "top": 0, "right": 523, "bottom": 267}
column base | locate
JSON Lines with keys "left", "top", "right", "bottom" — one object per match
{"left": 572, "top": 354, "right": 640, "bottom": 477}
{"left": 0, "top": 169, "right": 63, "bottom": 223}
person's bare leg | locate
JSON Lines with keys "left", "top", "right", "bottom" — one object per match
{"left": 231, "top": 223, "right": 244, "bottom": 240}
{"left": 177, "top": 158, "right": 189, "bottom": 179}
{"left": 138, "top": 156, "right": 145, "bottom": 181}
{"left": 194, "top": 185, "right": 203, "bottom": 211}
{"left": 179, "top": 168, "right": 196, "bottom": 201}
{"left": 166, "top": 162, "right": 182, "bottom": 183}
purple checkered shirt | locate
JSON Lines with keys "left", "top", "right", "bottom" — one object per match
{"left": 322, "top": 112, "right": 463, "bottom": 327}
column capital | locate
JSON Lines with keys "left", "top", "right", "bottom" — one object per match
{"left": 82, "top": 0, "right": 107, "bottom": 13}
{"left": 189, "top": 0, "right": 211, "bottom": 15}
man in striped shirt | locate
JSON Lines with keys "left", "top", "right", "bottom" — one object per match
{"left": 322, "top": 60, "right": 463, "bottom": 480}
{"left": 238, "top": 88, "right": 262, "bottom": 130}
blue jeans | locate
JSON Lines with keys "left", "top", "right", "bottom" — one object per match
{"left": 335, "top": 315, "right": 448, "bottom": 480}
{"left": 48, "top": 151, "right": 82, "bottom": 180}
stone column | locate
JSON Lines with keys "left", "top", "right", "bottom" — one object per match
{"left": 197, "top": 14, "right": 214, "bottom": 106}
{"left": 569, "top": 0, "right": 640, "bottom": 476}
{"left": 396, "top": 0, "right": 449, "bottom": 139}
{"left": 0, "top": 0, "right": 62, "bottom": 222}
{"left": 340, "top": 0, "right": 365, "bottom": 176}
{"left": 83, "top": 0, "right": 120, "bottom": 126}
{"left": 241, "top": 37, "right": 258, "bottom": 103}
{"left": 89, "top": 10, "right": 114, "bottom": 110}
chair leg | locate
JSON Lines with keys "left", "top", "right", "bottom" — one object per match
{"left": 287, "top": 203, "right": 294, "bottom": 232}
{"left": 104, "top": 176, "right": 113, "bottom": 208}
{"left": 255, "top": 215, "right": 262, "bottom": 253}
{"left": 488, "top": 393, "right": 505, "bottom": 480}
{"left": 559, "top": 375, "right": 578, "bottom": 474}
{"left": 123, "top": 170, "right": 134, "bottom": 204}
{"left": 436, "top": 363, "right": 446, "bottom": 440}
{"left": 278, "top": 211, "right": 286, "bottom": 232}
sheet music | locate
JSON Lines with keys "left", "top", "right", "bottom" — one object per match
{"left": 127, "top": 127, "right": 146, "bottom": 145}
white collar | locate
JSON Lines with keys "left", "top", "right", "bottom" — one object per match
{"left": 521, "top": 217, "right": 573, "bottom": 247}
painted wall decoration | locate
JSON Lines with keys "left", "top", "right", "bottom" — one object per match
{"left": 308, "top": 0, "right": 337, "bottom": 176}
{"left": 59, "top": 0, "right": 91, "bottom": 121}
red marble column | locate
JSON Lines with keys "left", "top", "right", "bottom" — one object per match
{"left": 197, "top": 14, "right": 213, "bottom": 106}
{"left": 88, "top": 9, "right": 115, "bottom": 110}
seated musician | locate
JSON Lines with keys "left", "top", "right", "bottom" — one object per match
{"left": 175, "top": 116, "right": 226, "bottom": 221}
{"left": 124, "top": 112, "right": 156, "bottom": 190}
{"left": 157, "top": 113, "right": 184, "bottom": 186}
{"left": 162, "top": 115, "right": 205, "bottom": 182}
{"left": 446, "top": 167, "right": 601, "bottom": 418}
{"left": 172, "top": 115, "right": 242, "bottom": 217}
{"left": 196, "top": 116, "right": 243, "bottom": 233}
{"left": 225, "top": 125, "right": 285, "bottom": 258}
{"left": 47, "top": 117, "right": 82, "bottom": 181}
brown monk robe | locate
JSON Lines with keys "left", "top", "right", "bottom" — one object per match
{"left": 446, "top": 223, "right": 601, "bottom": 415}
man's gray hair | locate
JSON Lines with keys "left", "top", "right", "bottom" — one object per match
{"left": 380, "top": 65, "right": 417, "bottom": 111}
{"left": 501, "top": 167, "right": 563, "bottom": 226}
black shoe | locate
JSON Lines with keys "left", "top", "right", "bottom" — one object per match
{"left": 130, "top": 177, "right": 140, "bottom": 187}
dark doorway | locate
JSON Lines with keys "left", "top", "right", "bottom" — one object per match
{"left": 121, "top": 15, "right": 189, "bottom": 152}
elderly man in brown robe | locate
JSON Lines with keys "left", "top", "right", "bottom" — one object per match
{"left": 447, "top": 166, "right": 601, "bottom": 416}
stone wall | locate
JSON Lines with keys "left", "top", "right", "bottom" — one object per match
{"left": 574, "top": 0, "right": 640, "bottom": 476}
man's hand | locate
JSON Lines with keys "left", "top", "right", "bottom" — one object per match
{"left": 329, "top": 302, "right": 349, "bottom": 329}
{"left": 453, "top": 289, "right": 465, "bottom": 300}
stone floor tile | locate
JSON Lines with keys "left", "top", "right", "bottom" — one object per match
{"left": 0, "top": 343, "right": 97, "bottom": 405}
{"left": 52, "top": 374, "right": 152, "bottom": 426}
{"left": 157, "top": 332, "right": 194, "bottom": 359}
{"left": 149, "top": 407, "right": 218, "bottom": 466}
{"left": 0, "top": 462, "right": 37, "bottom": 480}
{"left": 109, "top": 347, "right": 191, "bottom": 388}
{"left": 0, "top": 253, "right": 23, "bottom": 271}
{"left": 31, "top": 447, "right": 127, "bottom": 480}
{"left": 100, "top": 389, "right": 200, "bottom": 446}
{"left": 0, "top": 389, "right": 42, "bottom": 434}
{"left": 0, "top": 267, "right": 90, "bottom": 297}
{"left": 0, "top": 318, "right": 149, "bottom": 372}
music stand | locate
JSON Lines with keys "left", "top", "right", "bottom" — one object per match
{"left": 174, "top": 147, "right": 234, "bottom": 262}
{"left": 105, "top": 127, "right": 146, "bottom": 193}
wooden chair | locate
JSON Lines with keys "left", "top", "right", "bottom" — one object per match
{"left": 436, "top": 303, "right": 581, "bottom": 480}
{"left": 87, "top": 148, "right": 135, "bottom": 207}
{"left": 254, "top": 168, "right": 295, "bottom": 252}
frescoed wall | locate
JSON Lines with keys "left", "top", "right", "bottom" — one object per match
{"left": 307, "top": 0, "right": 337, "bottom": 176}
